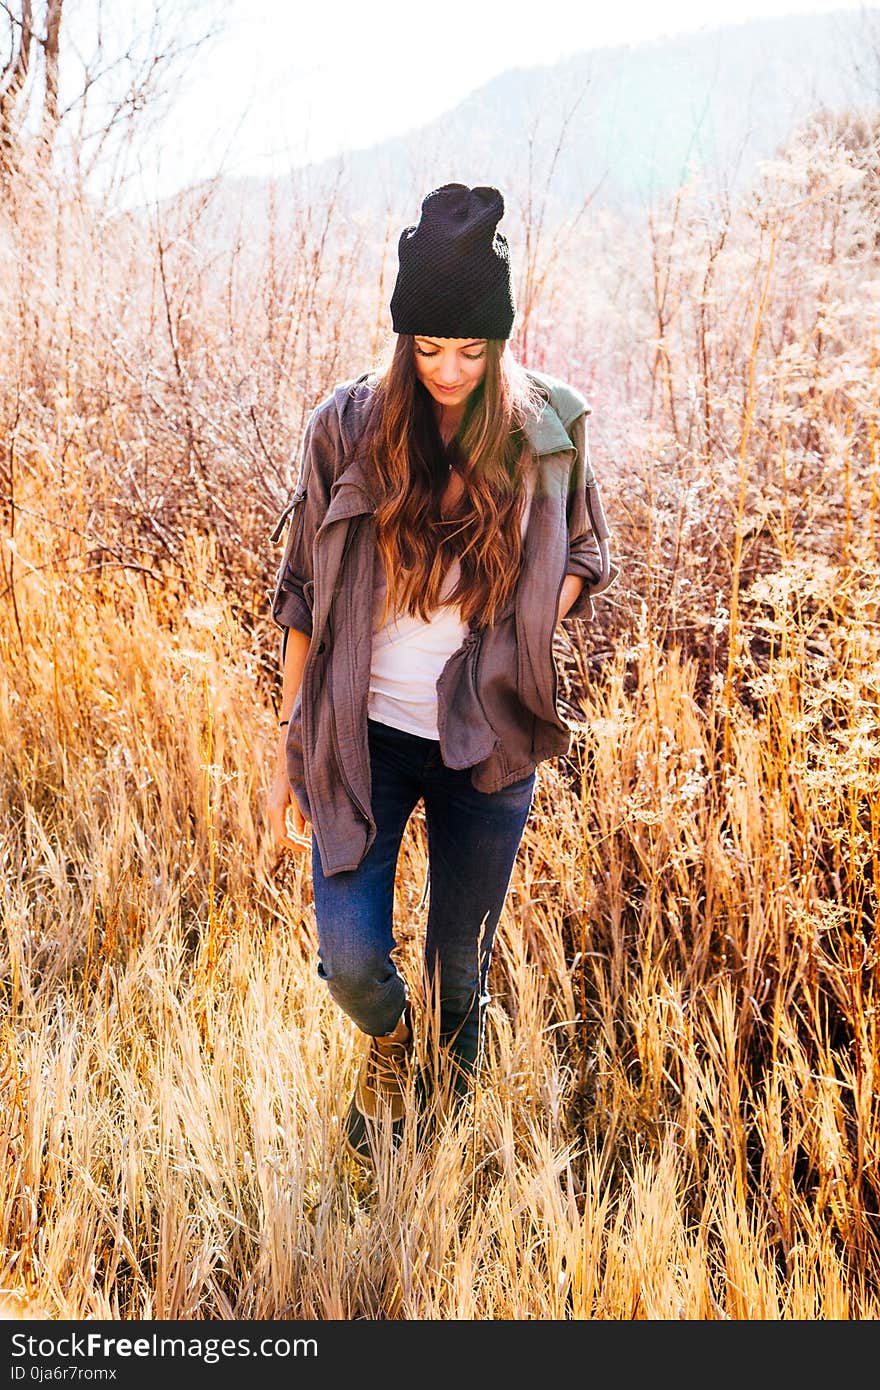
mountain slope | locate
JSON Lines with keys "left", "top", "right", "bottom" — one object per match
{"left": 337, "top": 7, "right": 879, "bottom": 211}
{"left": 165, "top": 8, "right": 880, "bottom": 238}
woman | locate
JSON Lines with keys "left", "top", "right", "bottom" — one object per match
{"left": 267, "top": 183, "right": 616, "bottom": 1165}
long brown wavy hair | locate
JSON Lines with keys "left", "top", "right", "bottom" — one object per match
{"left": 363, "top": 335, "right": 544, "bottom": 628}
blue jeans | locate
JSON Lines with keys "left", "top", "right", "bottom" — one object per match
{"left": 310, "top": 719, "right": 535, "bottom": 1094}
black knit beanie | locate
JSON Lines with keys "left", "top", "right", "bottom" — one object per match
{"left": 390, "top": 183, "right": 516, "bottom": 340}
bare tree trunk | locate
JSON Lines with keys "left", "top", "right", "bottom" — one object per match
{"left": 0, "top": 0, "right": 33, "bottom": 175}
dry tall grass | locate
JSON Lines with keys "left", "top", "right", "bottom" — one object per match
{"left": 1, "top": 113, "right": 879, "bottom": 1319}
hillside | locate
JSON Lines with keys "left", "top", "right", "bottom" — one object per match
{"left": 168, "top": 6, "right": 880, "bottom": 239}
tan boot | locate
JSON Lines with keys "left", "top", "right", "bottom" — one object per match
{"left": 344, "top": 1005, "right": 412, "bottom": 1164}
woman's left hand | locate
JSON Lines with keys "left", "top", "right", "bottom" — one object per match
{"left": 267, "top": 768, "right": 311, "bottom": 854}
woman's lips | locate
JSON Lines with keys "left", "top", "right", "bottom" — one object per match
{"left": 434, "top": 383, "right": 462, "bottom": 394}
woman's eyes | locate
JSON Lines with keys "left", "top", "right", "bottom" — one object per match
{"left": 415, "top": 347, "right": 485, "bottom": 360}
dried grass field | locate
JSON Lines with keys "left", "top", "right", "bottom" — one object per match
{"left": 1, "top": 110, "right": 879, "bottom": 1319}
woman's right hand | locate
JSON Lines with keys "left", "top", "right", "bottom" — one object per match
{"left": 267, "top": 768, "right": 311, "bottom": 854}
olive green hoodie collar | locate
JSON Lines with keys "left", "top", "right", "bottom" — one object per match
{"left": 522, "top": 398, "right": 576, "bottom": 458}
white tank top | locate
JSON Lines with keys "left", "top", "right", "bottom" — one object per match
{"left": 368, "top": 559, "right": 467, "bottom": 739}
{"left": 368, "top": 468, "right": 535, "bottom": 740}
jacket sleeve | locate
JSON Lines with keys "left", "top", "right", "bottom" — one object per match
{"left": 269, "top": 403, "right": 337, "bottom": 643}
{"left": 562, "top": 408, "right": 619, "bottom": 621}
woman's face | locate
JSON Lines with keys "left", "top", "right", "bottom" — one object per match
{"left": 413, "top": 336, "right": 487, "bottom": 411}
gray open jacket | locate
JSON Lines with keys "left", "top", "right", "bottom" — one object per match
{"left": 270, "top": 368, "right": 618, "bottom": 877}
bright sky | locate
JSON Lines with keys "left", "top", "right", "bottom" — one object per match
{"left": 134, "top": 0, "right": 874, "bottom": 200}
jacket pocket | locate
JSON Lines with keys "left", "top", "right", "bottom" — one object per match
{"left": 436, "top": 630, "right": 499, "bottom": 769}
